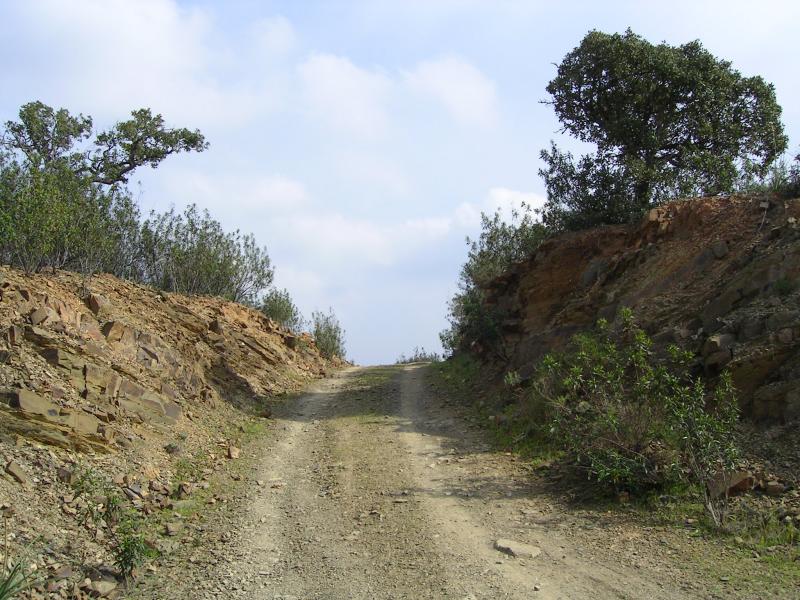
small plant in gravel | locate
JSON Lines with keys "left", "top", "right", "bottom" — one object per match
{"left": 311, "top": 308, "right": 346, "bottom": 360}
{"left": 111, "top": 511, "right": 156, "bottom": 583}
{"left": 0, "top": 507, "right": 36, "bottom": 599}
{"left": 0, "top": 562, "right": 32, "bottom": 600}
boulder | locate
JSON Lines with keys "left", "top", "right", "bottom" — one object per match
{"left": 63, "top": 410, "right": 100, "bottom": 436}
{"left": 101, "top": 321, "right": 137, "bottom": 346}
{"left": 85, "top": 293, "right": 111, "bottom": 317}
{"left": 765, "top": 480, "right": 785, "bottom": 496}
{"left": 40, "top": 348, "right": 86, "bottom": 389}
{"left": 6, "top": 325, "right": 23, "bottom": 346}
{"left": 30, "top": 306, "right": 57, "bottom": 326}
{"left": 84, "top": 364, "right": 122, "bottom": 401}
{"left": 4, "top": 389, "right": 60, "bottom": 419}
{"left": 708, "top": 471, "right": 754, "bottom": 498}
{"left": 702, "top": 333, "right": 736, "bottom": 357}
{"left": 711, "top": 240, "right": 729, "bottom": 259}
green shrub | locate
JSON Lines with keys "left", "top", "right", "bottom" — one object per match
{"left": 530, "top": 309, "right": 740, "bottom": 525}
{"left": 739, "top": 150, "right": 800, "bottom": 199}
{"left": 137, "top": 205, "right": 273, "bottom": 304}
{"left": 112, "top": 511, "right": 156, "bottom": 583}
{"left": 0, "top": 101, "right": 278, "bottom": 306}
{"left": 260, "top": 288, "right": 304, "bottom": 332}
{"left": 441, "top": 203, "right": 546, "bottom": 356}
{"left": 311, "top": 309, "right": 346, "bottom": 360}
{"left": 396, "top": 347, "right": 442, "bottom": 364}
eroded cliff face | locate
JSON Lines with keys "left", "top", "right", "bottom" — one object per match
{"left": 479, "top": 195, "right": 800, "bottom": 422}
{"left": 0, "top": 268, "right": 333, "bottom": 452}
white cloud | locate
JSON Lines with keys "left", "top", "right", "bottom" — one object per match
{"left": 248, "top": 16, "right": 297, "bottom": 57}
{"left": 455, "top": 187, "right": 546, "bottom": 228}
{"left": 298, "top": 54, "right": 392, "bottom": 139}
{"left": 269, "top": 212, "right": 453, "bottom": 269}
{"left": 0, "top": 0, "right": 285, "bottom": 129}
{"left": 163, "top": 171, "right": 309, "bottom": 214}
{"left": 405, "top": 56, "right": 499, "bottom": 127}
{"left": 333, "top": 151, "right": 411, "bottom": 196}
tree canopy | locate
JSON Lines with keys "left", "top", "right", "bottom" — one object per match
{"left": 3, "top": 101, "right": 207, "bottom": 185}
{"left": 541, "top": 29, "right": 787, "bottom": 230}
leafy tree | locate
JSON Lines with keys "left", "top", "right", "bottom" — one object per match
{"left": 4, "top": 101, "right": 206, "bottom": 185}
{"left": 0, "top": 101, "right": 206, "bottom": 274}
{"left": 260, "top": 288, "right": 305, "bottom": 332}
{"left": 311, "top": 309, "right": 346, "bottom": 360}
{"left": 441, "top": 203, "right": 546, "bottom": 356}
{"left": 541, "top": 29, "right": 787, "bottom": 229}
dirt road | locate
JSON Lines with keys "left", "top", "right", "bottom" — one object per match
{"left": 142, "top": 366, "right": 742, "bottom": 599}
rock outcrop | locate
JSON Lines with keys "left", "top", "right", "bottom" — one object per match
{"left": 0, "top": 267, "right": 333, "bottom": 451}
{"left": 478, "top": 195, "right": 800, "bottom": 422}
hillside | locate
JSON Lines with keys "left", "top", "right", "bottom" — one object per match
{"left": 478, "top": 194, "right": 800, "bottom": 422}
{"left": 0, "top": 267, "right": 337, "bottom": 597}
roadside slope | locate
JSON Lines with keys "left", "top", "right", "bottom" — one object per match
{"left": 480, "top": 195, "right": 800, "bottom": 422}
{"left": 0, "top": 266, "right": 336, "bottom": 598}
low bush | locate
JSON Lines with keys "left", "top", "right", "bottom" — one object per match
{"left": 525, "top": 309, "right": 740, "bottom": 526}
{"left": 260, "top": 288, "right": 305, "bottom": 332}
{"left": 396, "top": 347, "right": 442, "bottom": 364}
{"left": 111, "top": 511, "right": 156, "bottom": 583}
{"left": 441, "top": 203, "right": 546, "bottom": 356}
{"left": 311, "top": 309, "right": 346, "bottom": 360}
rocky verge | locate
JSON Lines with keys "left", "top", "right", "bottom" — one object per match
{"left": 480, "top": 194, "right": 800, "bottom": 423}
{"left": 0, "top": 267, "right": 337, "bottom": 598}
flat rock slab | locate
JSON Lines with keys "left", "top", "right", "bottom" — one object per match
{"left": 494, "top": 538, "right": 541, "bottom": 559}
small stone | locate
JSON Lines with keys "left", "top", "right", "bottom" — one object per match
{"left": 765, "top": 481, "right": 785, "bottom": 496}
{"left": 5, "top": 461, "right": 30, "bottom": 487}
{"left": 710, "top": 240, "right": 729, "bottom": 259}
{"left": 57, "top": 467, "right": 76, "bottom": 485}
{"left": 88, "top": 580, "right": 117, "bottom": 597}
{"left": 164, "top": 522, "right": 183, "bottom": 537}
{"left": 227, "top": 446, "right": 241, "bottom": 460}
{"left": 493, "top": 538, "right": 542, "bottom": 559}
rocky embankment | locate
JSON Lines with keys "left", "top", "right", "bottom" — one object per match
{"left": 480, "top": 195, "right": 800, "bottom": 422}
{"left": 0, "top": 267, "right": 335, "bottom": 598}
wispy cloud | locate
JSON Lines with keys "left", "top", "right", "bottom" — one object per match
{"left": 405, "top": 56, "right": 499, "bottom": 128}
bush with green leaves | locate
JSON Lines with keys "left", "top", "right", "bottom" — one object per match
{"left": 137, "top": 204, "right": 273, "bottom": 304}
{"left": 396, "top": 347, "right": 442, "bottom": 364}
{"left": 740, "top": 150, "right": 800, "bottom": 199}
{"left": 69, "top": 467, "right": 156, "bottom": 580}
{"left": 441, "top": 203, "right": 547, "bottom": 356}
{"left": 0, "top": 562, "right": 33, "bottom": 600}
{"left": 260, "top": 288, "right": 305, "bottom": 332}
{"left": 530, "top": 309, "right": 739, "bottom": 525}
{"left": 311, "top": 309, "right": 346, "bottom": 360}
{"left": 111, "top": 511, "right": 156, "bottom": 583}
{"left": 0, "top": 101, "right": 282, "bottom": 306}
{"left": 0, "top": 101, "right": 205, "bottom": 275}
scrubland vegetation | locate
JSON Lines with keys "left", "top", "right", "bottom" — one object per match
{"left": 0, "top": 101, "right": 346, "bottom": 358}
{"left": 438, "top": 28, "right": 800, "bottom": 568}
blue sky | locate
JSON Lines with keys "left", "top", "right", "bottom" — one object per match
{"left": 1, "top": 1, "right": 798, "bottom": 364}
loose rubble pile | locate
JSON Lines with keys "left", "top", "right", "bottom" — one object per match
{"left": 0, "top": 267, "right": 336, "bottom": 598}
